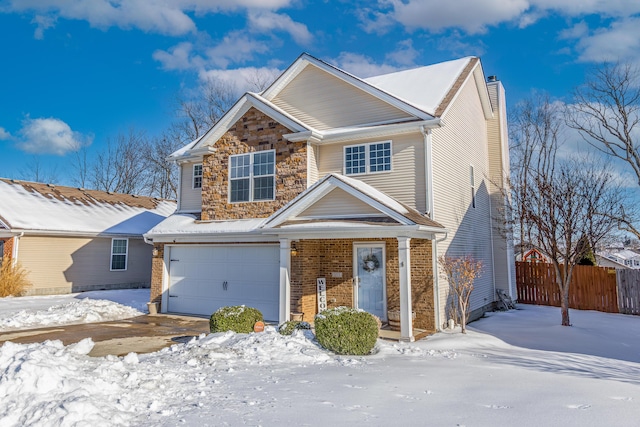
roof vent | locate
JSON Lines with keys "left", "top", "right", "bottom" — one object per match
{"left": 47, "top": 183, "right": 56, "bottom": 188}
{"left": 487, "top": 75, "right": 497, "bottom": 82}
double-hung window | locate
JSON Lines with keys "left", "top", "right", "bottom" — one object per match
{"left": 229, "top": 150, "right": 275, "bottom": 202}
{"left": 111, "top": 238, "right": 128, "bottom": 271}
{"left": 193, "top": 164, "right": 203, "bottom": 189}
{"left": 344, "top": 141, "right": 391, "bottom": 175}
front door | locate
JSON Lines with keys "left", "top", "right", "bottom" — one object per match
{"left": 354, "top": 243, "right": 386, "bottom": 320}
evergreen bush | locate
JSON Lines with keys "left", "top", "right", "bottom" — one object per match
{"left": 209, "top": 305, "right": 263, "bottom": 333}
{"left": 278, "top": 320, "right": 311, "bottom": 336}
{"left": 314, "top": 307, "right": 378, "bottom": 355}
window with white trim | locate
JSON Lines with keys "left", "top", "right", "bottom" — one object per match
{"left": 193, "top": 164, "right": 203, "bottom": 189}
{"left": 111, "top": 238, "right": 128, "bottom": 271}
{"left": 344, "top": 141, "right": 391, "bottom": 175}
{"left": 229, "top": 150, "right": 275, "bottom": 202}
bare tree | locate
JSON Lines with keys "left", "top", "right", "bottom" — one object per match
{"left": 90, "top": 128, "right": 151, "bottom": 195}
{"left": 510, "top": 96, "right": 627, "bottom": 326}
{"left": 142, "top": 134, "right": 181, "bottom": 199}
{"left": 70, "top": 147, "right": 90, "bottom": 188}
{"left": 19, "top": 156, "right": 60, "bottom": 184}
{"left": 438, "top": 255, "right": 483, "bottom": 333}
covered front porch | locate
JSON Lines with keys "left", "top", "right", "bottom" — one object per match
{"left": 276, "top": 235, "right": 437, "bottom": 342}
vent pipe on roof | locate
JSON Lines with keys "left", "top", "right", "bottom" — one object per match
{"left": 487, "top": 75, "right": 498, "bottom": 82}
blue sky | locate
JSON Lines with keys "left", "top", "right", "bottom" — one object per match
{"left": 1, "top": 1, "right": 640, "bottom": 186}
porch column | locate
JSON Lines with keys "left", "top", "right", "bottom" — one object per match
{"left": 279, "top": 238, "right": 292, "bottom": 324}
{"left": 397, "top": 236, "right": 414, "bottom": 342}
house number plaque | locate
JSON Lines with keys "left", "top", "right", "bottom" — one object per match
{"left": 317, "top": 277, "right": 327, "bottom": 311}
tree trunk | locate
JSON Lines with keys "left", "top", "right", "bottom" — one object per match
{"left": 560, "top": 287, "right": 570, "bottom": 326}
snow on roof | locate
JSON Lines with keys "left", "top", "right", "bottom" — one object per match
{"left": 168, "top": 135, "right": 203, "bottom": 159}
{"left": 364, "top": 57, "right": 474, "bottom": 117}
{"left": 146, "top": 214, "right": 267, "bottom": 236}
{"left": 0, "top": 179, "right": 176, "bottom": 236}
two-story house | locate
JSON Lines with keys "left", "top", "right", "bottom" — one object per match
{"left": 145, "top": 53, "right": 515, "bottom": 341}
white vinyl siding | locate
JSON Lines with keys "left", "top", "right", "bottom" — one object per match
{"left": 307, "top": 143, "right": 319, "bottom": 186}
{"left": 298, "top": 188, "right": 383, "bottom": 218}
{"left": 431, "top": 75, "right": 495, "bottom": 326}
{"left": 271, "top": 65, "right": 414, "bottom": 131}
{"left": 18, "top": 236, "right": 152, "bottom": 295}
{"left": 179, "top": 162, "right": 202, "bottom": 212}
{"left": 318, "top": 133, "right": 426, "bottom": 213}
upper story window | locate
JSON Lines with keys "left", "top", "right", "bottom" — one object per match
{"left": 229, "top": 150, "right": 275, "bottom": 203}
{"left": 470, "top": 165, "right": 476, "bottom": 209}
{"left": 111, "top": 238, "right": 128, "bottom": 271}
{"left": 193, "top": 164, "right": 203, "bottom": 189}
{"left": 344, "top": 141, "right": 391, "bottom": 175}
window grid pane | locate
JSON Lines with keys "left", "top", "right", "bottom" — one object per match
{"left": 193, "top": 164, "right": 203, "bottom": 188}
{"left": 369, "top": 142, "right": 391, "bottom": 172}
{"left": 111, "top": 239, "right": 127, "bottom": 270}
{"left": 253, "top": 151, "right": 275, "bottom": 176}
{"left": 230, "top": 178, "right": 250, "bottom": 202}
{"left": 230, "top": 154, "right": 251, "bottom": 179}
{"left": 111, "top": 255, "right": 126, "bottom": 270}
{"left": 345, "top": 145, "right": 366, "bottom": 175}
{"left": 253, "top": 176, "right": 274, "bottom": 200}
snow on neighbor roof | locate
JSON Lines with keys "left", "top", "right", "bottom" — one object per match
{"left": 0, "top": 179, "right": 176, "bottom": 236}
{"left": 364, "top": 57, "right": 476, "bottom": 117}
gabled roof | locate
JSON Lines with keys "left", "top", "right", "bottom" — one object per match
{"left": 0, "top": 178, "right": 176, "bottom": 236}
{"left": 173, "top": 53, "right": 492, "bottom": 159}
{"left": 263, "top": 173, "right": 444, "bottom": 231}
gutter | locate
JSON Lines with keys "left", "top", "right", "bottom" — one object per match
{"left": 421, "top": 126, "right": 434, "bottom": 218}
{"left": 11, "top": 232, "right": 24, "bottom": 265}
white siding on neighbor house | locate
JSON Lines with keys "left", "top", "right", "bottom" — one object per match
{"left": 179, "top": 162, "right": 202, "bottom": 212}
{"left": 271, "top": 65, "right": 414, "bottom": 131}
{"left": 486, "top": 81, "right": 516, "bottom": 298}
{"left": 298, "top": 188, "right": 384, "bottom": 218}
{"left": 317, "top": 133, "right": 426, "bottom": 213}
{"left": 431, "top": 75, "right": 495, "bottom": 328}
{"left": 18, "top": 236, "right": 152, "bottom": 295}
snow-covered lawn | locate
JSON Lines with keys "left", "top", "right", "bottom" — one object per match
{"left": 0, "top": 289, "right": 148, "bottom": 331}
{"left": 1, "top": 291, "right": 639, "bottom": 426}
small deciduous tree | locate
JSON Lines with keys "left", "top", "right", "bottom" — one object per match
{"left": 438, "top": 255, "right": 483, "bottom": 333}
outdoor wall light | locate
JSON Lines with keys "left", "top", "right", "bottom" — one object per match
{"left": 291, "top": 242, "right": 298, "bottom": 257}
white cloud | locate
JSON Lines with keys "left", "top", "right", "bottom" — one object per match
{"left": 0, "top": 127, "right": 11, "bottom": 140}
{"left": 204, "top": 31, "right": 270, "bottom": 69}
{"left": 572, "top": 18, "right": 640, "bottom": 64}
{"left": 16, "top": 117, "right": 92, "bottom": 156}
{"left": 3, "top": 0, "right": 297, "bottom": 38}
{"left": 198, "top": 67, "right": 282, "bottom": 93}
{"left": 385, "top": 39, "right": 419, "bottom": 66}
{"left": 153, "top": 42, "right": 203, "bottom": 71}
{"left": 248, "top": 11, "right": 313, "bottom": 46}
{"left": 333, "top": 52, "right": 400, "bottom": 78}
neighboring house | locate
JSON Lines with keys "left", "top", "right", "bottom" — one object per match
{"left": 145, "top": 53, "right": 515, "bottom": 341}
{"left": 599, "top": 249, "right": 640, "bottom": 269}
{"left": 0, "top": 179, "right": 176, "bottom": 295}
{"left": 595, "top": 254, "right": 630, "bottom": 270}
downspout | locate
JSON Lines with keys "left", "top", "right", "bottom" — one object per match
{"left": 432, "top": 231, "right": 448, "bottom": 331}
{"left": 12, "top": 232, "right": 24, "bottom": 266}
{"left": 421, "top": 126, "right": 434, "bottom": 218}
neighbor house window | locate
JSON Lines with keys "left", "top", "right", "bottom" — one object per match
{"left": 344, "top": 141, "right": 391, "bottom": 175}
{"left": 193, "top": 164, "right": 203, "bottom": 189}
{"left": 111, "top": 238, "right": 128, "bottom": 271}
{"left": 229, "top": 150, "right": 275, "bottom": 202}
{"left": 470, "top": 165, "right": 476, "bottom": 209}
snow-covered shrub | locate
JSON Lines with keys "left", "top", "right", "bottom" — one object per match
{"left": 0, "top": 259, "right": 30, "bottom": 297}
{"left": 278, "top": 320, "right": 311, "bottom": 336}
{"left": 209, "top": 305, "right": 263, "bottom": 334}
{"left": 314, "top": 307, "right": 378, "bottom": 355}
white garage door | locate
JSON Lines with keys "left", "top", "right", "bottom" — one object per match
{"left": 167, "top": 245, "right": 280, "bottom": 321}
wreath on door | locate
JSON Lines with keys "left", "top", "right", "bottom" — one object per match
{"left": 362, "top": 253, "right": 380, "bottom": 272}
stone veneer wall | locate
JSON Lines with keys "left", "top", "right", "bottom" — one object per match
{"left": 201, "top": 107, "right": 307, "bottom": 220}
{"left": 150, "top": 243, "right": 164, "bottom": 305}
{"left": 290, "top": 238, "right": 435, "bottom": 332}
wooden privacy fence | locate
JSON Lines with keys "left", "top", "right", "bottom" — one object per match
{"left": 516, "top": 262, "right": 619, "bottom": 313}
{"left": 615, "top": 269, "right": 640, "bottom": 315}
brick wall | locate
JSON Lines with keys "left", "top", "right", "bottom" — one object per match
{"left": 201, "top": 107, "right": 307, "bottom": 220}
{"left": 290, "top": 238, "right": 435, "bottom": 331}
{"left": 150, "top": 243, "right": 164, "bottom": 305}
{"left": 0, "top": 237, "right": 14, "bottom": 263}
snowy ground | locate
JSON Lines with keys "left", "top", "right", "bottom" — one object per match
{"left": 0, "top": 289, "right": 148, "bottom": 331}
{"left": 1, "top": 291, "right": 639, "bottom": 426}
